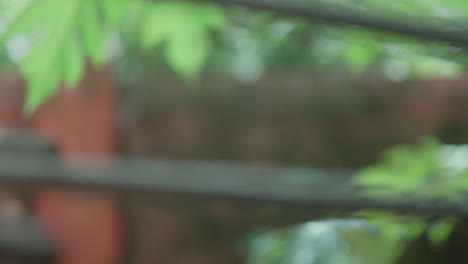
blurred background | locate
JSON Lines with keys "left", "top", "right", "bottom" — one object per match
{"left": 1, "top": 0, "right": 468, "bottom": 263}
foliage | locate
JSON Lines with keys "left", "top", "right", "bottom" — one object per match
{"left": 245, "top": 219, "right": 400, "bottom": 264}
{"left": 246, "top": 139, "right": 468, "bottom": 264}
{"left": 140, "top": 1, "right": 225, "bottom": 81}
{"left": 245, "top": 215, "right": 457, "bottom": 264}
{"left": 352, "top": 138, "right": 468, "bottom": 259}
{"left": 354, "top": 138, "right": 468, "bottom": 201}
{"left": 2, "top": 0, "right": 468, "bottom": 113}
{"left": 0, "top": 0, "right": 225, "bottom": 114}
{"left": 353, "top": 211, "right": 458, "bottom": 251}
{"left": 211, "top": 11, "right": 466, "bottom": 81}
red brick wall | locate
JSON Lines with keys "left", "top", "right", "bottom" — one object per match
{"left": 0, "top": 65, "right": 122, "bottom": 264}
{"left": 31, "top": 66, "right": 116, "bottom": 158}
{"left": 0, "top": 76, "right": 26, "bottom": 128}
{"left": 119, "top": 73, "right": 468, "bottom": 168}
{"left": 0, "top": 66, "right": 117, "bottom": 155}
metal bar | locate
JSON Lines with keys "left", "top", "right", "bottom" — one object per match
{"left": 0, "top": 225, "right": 55, "bottom": 260}
{"left": 0, "top": 215, "right": 55, "bottom": 261}
{"left": 0, "top": 153, "right": 466, "bottom": 217}
{"left": 213, "top": 0, "right": 468, "bottom": 46}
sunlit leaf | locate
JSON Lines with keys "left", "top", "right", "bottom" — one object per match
{"left": 141, "top": 4, "right": 172, "bottom": 50}
{"left": 427, "top": 218, "right": 457, "bottom": 248}
{"left": 354, "top": 137, "right": 451, "bottom": 200}
{"left": 19, "top": 0, "right": 82, "bottom": 115}
{"left": 141, "top": 1, "right": 224, "bottom": 81}
{"left": 340, "top": 227, "right": 395, "bottom": 264}
{"left": 100, "top": 0, "right": 129, "bottom": 27}
{"left": 165, "top": 32, "right": 209, "bottom": 82}
{"left": 80, "top": 0, "right": 109, "bottom": 67}
{"left": 23, "top": 60, "right": 61, "bottom": 114}
{"left": 0, "top": 0, "right": 59, "bottom": 41}
{"left": 342, "top": 41, "right": 379, "bottom": 74}
{"left": 411, "top": 55, "right": 464, "bottom": 79}
{"left": 196, "top": 3, "right": 226, "bottom": 29}
{"left": 61, "top": 37, "right": 85, "bottom": 88}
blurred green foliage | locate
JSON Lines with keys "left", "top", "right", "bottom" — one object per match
{"left": 0, "top": 0, "right": 225, "bottom": 114}
{"left": 246, "top": 139, "right": 468, "bottom": 264}
{"left": 245, "top": 219, "right": 399, "bottom": 264}
{"left": 351, "top": 138, "right": 468, "bottom": 258}
{"left": 352, "top": 139, "right": 468, "bottom": 262}
{"left": 1, "top": 0, "right": 468, "bottom": 113}
{"left": 354, "top": 138, "right": 468, "bottom": 201}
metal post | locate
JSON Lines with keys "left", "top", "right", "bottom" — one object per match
{"left": 0, "top": 129, "right": 56, "bottom": 263}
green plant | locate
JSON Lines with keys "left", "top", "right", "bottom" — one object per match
{"left": 1, "top": 0, "right": 225, "bottom": 114}
{"left": 245, "top": 139, "right": 468, "bottom": 264}
{"left": 2, "top": 0, "right": 468, "bottom": 113}
{"left": 245, "top": 219, "right": 399, "bottom": 264}
{"left": 352, "top": 138, "right": 468, "bottom": 258}
{"left": 354, "top": 138, "right": 468, "bottom": 201}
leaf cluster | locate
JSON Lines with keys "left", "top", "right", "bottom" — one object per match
{"left": 354, "top": 138, "right": 468, "bottom": 201}
{"left": 2, "top": 0, "right": 468, "bottom": 113}
{"left": 1, "top": 0, "right": 225, "bottom": 114}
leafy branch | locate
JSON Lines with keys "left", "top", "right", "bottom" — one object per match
{"left": 2, "top": 0, "right": 468, "bottom": 115}
{"left": 1, "top": 0, "right": 225, "bottom": 115}
{"left": 352, "top": 138, "right": 468, "bottom": 252}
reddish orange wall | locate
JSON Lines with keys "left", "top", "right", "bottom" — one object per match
{"left": 31, "top": 66, "right": 116, "bottom": 158}
{"left": 0, "top": 65, "right": 123, "bottom": 264}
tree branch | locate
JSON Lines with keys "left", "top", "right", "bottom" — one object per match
{"left": 212, "top": 0, "right": 468, "bottom": 46}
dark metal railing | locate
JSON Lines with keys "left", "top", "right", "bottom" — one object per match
{"left": 0, "top": 131, "right": 466, "bottom": 262}
{"left": 214, "top": 0, "right": 468, "bottom": 46}
{"left": 0, "top": 153, "right": 466, "bottom": 217}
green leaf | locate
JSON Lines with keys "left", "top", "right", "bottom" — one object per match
{"left": 196, "top": 3, "right": 226, "bottom": 29}
{"left": 24, "top": 64, "right": 61, "bottom": 114}
{"left": 61, "top": 37, "right": 85, "bottom": 88}
{"left": 411, "top": 55, "right": 464, "bottom": 79}
{"left": 354, "top": 137, "right": 448, "bottom": 199}
{"left": 2, "top": 0, "right": 129, "bottom": 115}
{"left": 140, "top": 4, "right": 171, "bottom": 50}
{"left": 247, "top": 230, "right": 291, "bottom": 264}
{"left": 99, "top": 0, "right": 129, "bottom": 27}
{"left": 165, "top": 32, "right": 209, "bottom": 82}
{"left": 0, "top": 0, "right": 58, "bottom": 41}
{"left": 141, "top": 2, "right": 225, "bottom": 81}
{"left": 355, "top": 166, "right": 426, "bottom": 193}
{"left": 80, "top": 0, "right": 109, "bottom": 67}
{"left": 427, "top": 219, "right": 457, "bottom": 248}
{"left": 340, "top": 227, "right": 395, "bottom": 264}
{"left": 141, "top": 2, "right": 206, "bottom": 49}
{"left": 342, "top": 42, "right": 379, "bottom": 74}
{"left": 19, "top": 0, "right": 82, "bottom": 115}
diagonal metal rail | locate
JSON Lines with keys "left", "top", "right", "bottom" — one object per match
{"left": 212, "top": 0, "right": 468, "bottom": 46}
{"left": 0, "top": 153, "right": 466, "bottom": 218}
